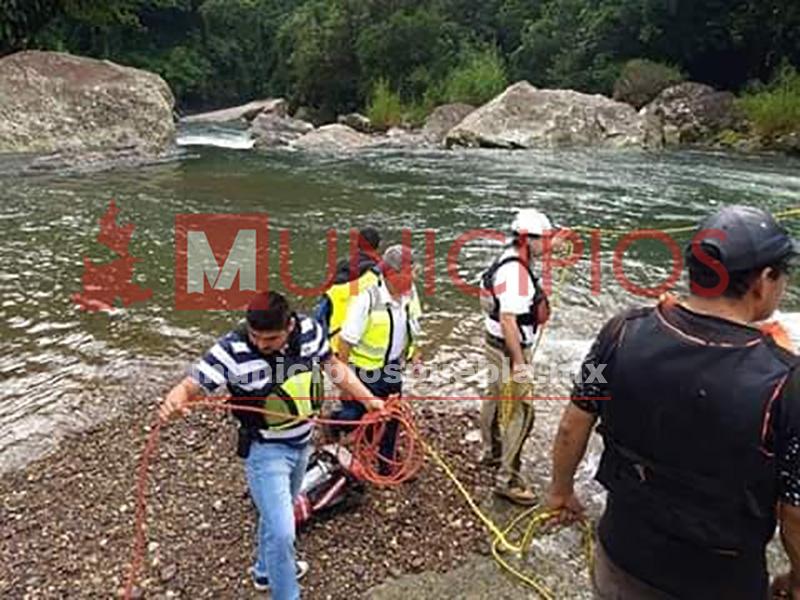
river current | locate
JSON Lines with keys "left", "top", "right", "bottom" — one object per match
{"left": 1, "top": 128, "right": 798, "bottom": 472}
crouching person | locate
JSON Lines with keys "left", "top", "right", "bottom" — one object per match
{"left": 159, "top": 291, "right": 381, "bottom": 599}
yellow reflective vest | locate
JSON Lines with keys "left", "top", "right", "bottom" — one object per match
{"left": 349, "top": 285, "right": 421, "bottom": 371}
{"left": 325, "top": 268, "right": 380, "bottom": 355}
{"left": 261, "top": 362, "right": 323, "bottom": 431}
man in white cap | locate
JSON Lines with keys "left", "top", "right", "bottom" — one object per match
{"left": 479, "top": 208, "right": 553, "bottom": 505}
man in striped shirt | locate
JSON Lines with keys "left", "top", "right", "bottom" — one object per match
{"left": 159, "top": 291, "right": 381, "bottom": 600}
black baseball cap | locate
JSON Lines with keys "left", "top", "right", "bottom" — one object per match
{"left": 358, "top": 227, "right": 380, "bottom": 251}
{"left": 687, "top": 205, "right": 799, "bottom": 272}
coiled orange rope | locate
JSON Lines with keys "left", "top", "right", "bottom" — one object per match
{"left": 123, "top": 397, "right": 423, "bottom": 599}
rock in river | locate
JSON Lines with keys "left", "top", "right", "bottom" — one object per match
{"left": 0, "top": 50, "right": 175, "bottom": 158}
{"left": 446, "top": 81, "right": 661, "bottom": 150}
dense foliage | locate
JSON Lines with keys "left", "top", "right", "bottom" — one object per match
{"left": 739, "top": 65, "right": 800, "bottom": 140}
{"left": 613, "top": 59, "right": 684, "bottom": 109}
{"left": 1, "top": 0, "right": 799, "bottom": 119}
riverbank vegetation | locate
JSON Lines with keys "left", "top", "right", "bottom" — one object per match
{"left": 739, "top": 66, "right": 800, "bottom": 140}
{"left": 365, "top": 46, "right": 508, "bottom": 129}
{"left": 612, "top": 59, "right": 685, "bottom": 109}
{"left": 2, "top": 0, "right": 799, "bottom": 128}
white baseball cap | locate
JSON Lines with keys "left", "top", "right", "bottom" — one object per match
{"left": 510, "top": 208, "right": 552, "bottom": 237}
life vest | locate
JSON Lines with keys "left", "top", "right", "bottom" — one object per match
{"left": 481, "top": 253, "right": 549, "bottom": 337}
{"left": 595, "top": 301, "right": 799, "bottom": 581}
{"left": 349, "top": 285, "right": 420, "bottom": 371}
{"left": 316, "top": 255, "right": 380, "bottom": 355}
{"left": 232, "top": 359, "right": 323, "bottom": 441}
{"left": 259, "top": 360, "right": 323, "bottom": 430}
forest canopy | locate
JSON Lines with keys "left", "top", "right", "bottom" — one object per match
{"left": 2, "top": 0, "right": 798, "bottom": 119}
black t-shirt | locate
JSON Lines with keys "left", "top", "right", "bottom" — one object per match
{"left": 573, "top": 303, "right": 800, "bottom": 598}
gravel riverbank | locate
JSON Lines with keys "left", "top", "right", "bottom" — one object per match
{"left": 3, "top": 390, "right": 790, "bottom": 599}
{"left": 0, "top": 397, "right": 525, "bottom": 599}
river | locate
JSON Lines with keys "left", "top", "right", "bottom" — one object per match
{"left": 1, "top": 130, "right": 799, "bottom": 473}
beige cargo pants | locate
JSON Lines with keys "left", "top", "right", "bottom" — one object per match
{"left": 479, "top": 341, "right": 534, "bottom": 491}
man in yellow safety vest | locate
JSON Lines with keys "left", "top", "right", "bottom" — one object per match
{"left": 332, "top": 244, "right": 422, "bottom": 474}
{"left": 158, "top": 291, "right": 382, "bottom": 599}
{"left": 315, "top": 227, "right": 381, "bottom": 356}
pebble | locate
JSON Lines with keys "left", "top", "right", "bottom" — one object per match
{"left": 119, "top": 586, "right": 143, "bottom": 599}
{"left": 160, "top": 564, "right": 177, "bottom": 582}
{"left": 463, "top": 429, "right": 482, "bottom": 443}
{"left": 0, "top": 405, "right": 508, "bottom": 599}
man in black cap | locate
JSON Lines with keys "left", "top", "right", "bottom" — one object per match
{"left": 544, "top": 206, "right": 800, "bottom": 599}
{"left": 315, "top": 226, "right": 382, "bottom": 355}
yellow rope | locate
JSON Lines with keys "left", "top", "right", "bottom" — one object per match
{"left": 418, "top": 434, "right": 593, "bottom": 600}
{"left": 415, "top": 208, "right": 800, "bottom": 598}
{"left": 412, "top": 240, "right": 585, "bottom": 599}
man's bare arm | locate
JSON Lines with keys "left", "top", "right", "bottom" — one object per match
{"left": 337, "top": 338, "right": 351, "bottom": 365}
{"left": 546, "top": 403, "right": 597, "bottom": 519}
{"left": 777, "top": 502, "right": 800, "bottom": 599}
{"left": 499, "top": 313, "right": 526, "bottom": 367}
{"left": 159, "top": 376, "right": 201, "bottom": 421}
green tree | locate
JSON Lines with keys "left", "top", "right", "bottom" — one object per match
{"left": 495, "top": 0, "right": 546, "bottom": 54}
{"left": 355, "top": 7, "right": 460, "bottom": 102}
{"left": 273, "top": 0, "right": 361, "bottom": 119}
{"left": 1, "top": 0, "right": 164, "bottom": 55}
{"left": 199, "top": 0, "right": 292, "bottom": 105}
{"left": 441, "top": 45, "right": 508, "bottom": 105}
{"left": 4, "top": 0, "right": 798, "bottom": 115}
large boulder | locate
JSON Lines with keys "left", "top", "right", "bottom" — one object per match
{"left": 422, "top": 103, "right": 475, "bottom": 144}
{"left": 641, "top": 82, "right": 744, "bottom": 145}
{"left": 0, "top": 50, "right": 174, "bottom": 157}
{"left": 445, "top": 82, "right": 659, "bottom": 149}
{"left": 291, "top": 124, "right": 374, "bottom": 152}
{"left": 250, "top": 113, "right": 314, "bottom": 148}
{"left": 182, "top": 98, "right": 287, "bottom": 124}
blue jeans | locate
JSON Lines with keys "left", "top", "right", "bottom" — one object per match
{"left": 245, "top": 441, "right": 311, "bottom": 600}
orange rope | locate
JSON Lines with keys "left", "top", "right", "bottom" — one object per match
{"left": 123, "top": 398, "right": 423, "bottom": 599}
{"left": 125, "top": 417, "right": 163, "bottom": 600}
